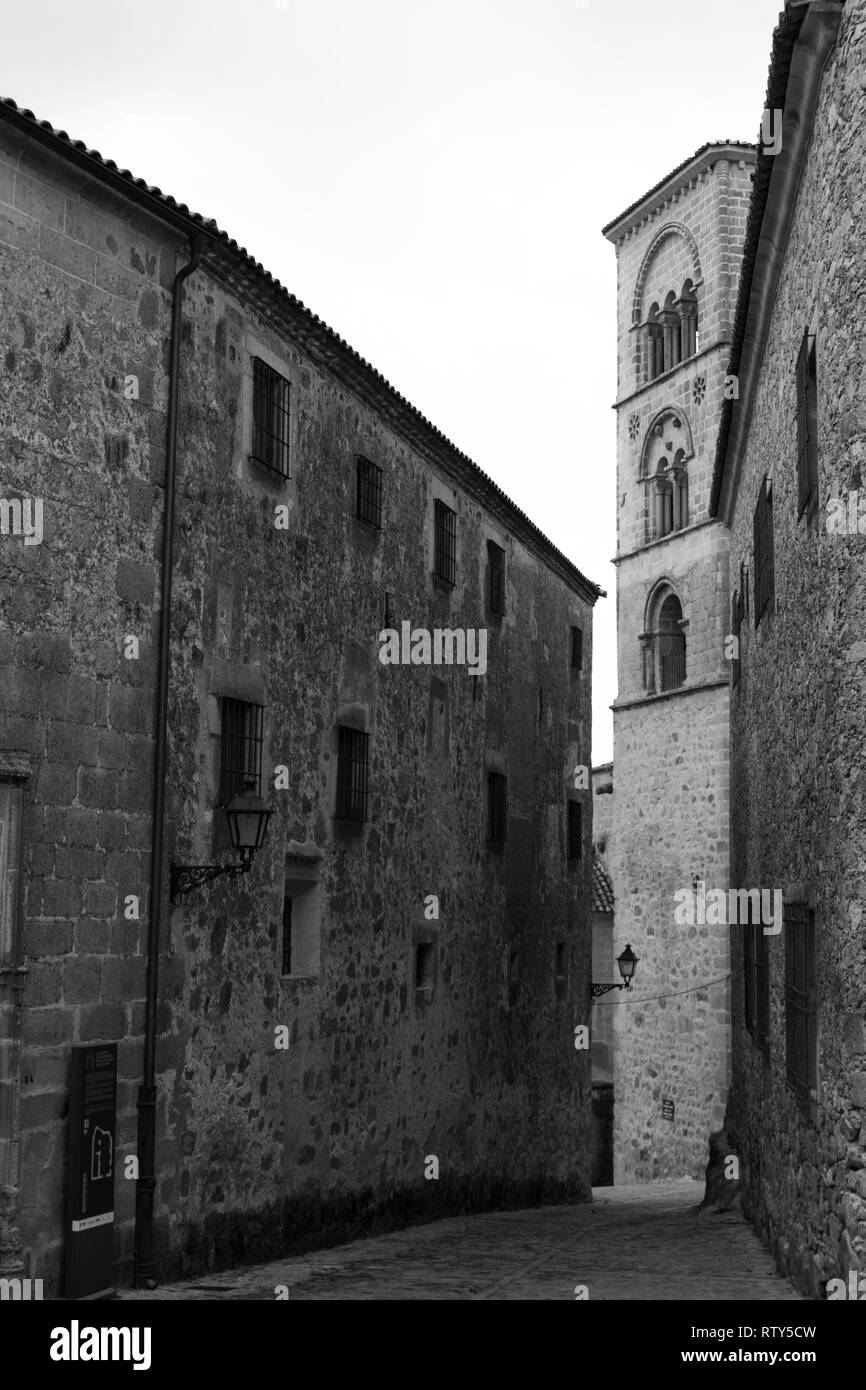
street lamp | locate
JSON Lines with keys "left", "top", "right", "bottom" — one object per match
{"left": 170, "top": 777, "right": 272, "bottom": 904}
{"left": 591, "top": 943, "right": 639, "bottom": 998}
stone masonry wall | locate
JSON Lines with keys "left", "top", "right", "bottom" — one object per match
{"left": 605, "top": 151, "right": 748, "bottom": 1181}
{"left": 727, "top": 0, "right": 866, "bottom": 1297}
{"left": 0, "top": 116, "right": 596, "bottom": 1292}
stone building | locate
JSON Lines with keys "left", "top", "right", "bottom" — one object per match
{"left": 601, "top": 143, "right": 755, "bottom": 1182}
{"left": 589, "top": 766, "right": 614, "bottom": 1184}
{"left": 711, "top": 0, "right": 865, "bottom": 1296}
{"left": 0, "top": 97, "right": 603, "bottom": 1295}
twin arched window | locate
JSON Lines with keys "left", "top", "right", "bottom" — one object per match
{"left": 652, "top": 449, "right": 689, "bottom": 539}
{"left": 643, "top": 281, "right": 698, "bottom": 382}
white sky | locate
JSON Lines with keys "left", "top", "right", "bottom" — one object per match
{"left": 2, "top": 0, "right": 782, "bottom": 761}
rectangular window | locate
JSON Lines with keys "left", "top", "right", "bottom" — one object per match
{"left": 415, "top": 942, "right": 436, "bottom": 997}
{"left": 487, "top": 771, "right": 507, "bottom": 844}
{"left": 740, "top": 560, "right": 749, "bottom": 620}
{"left": 567, "top": 800, "right": 582, "bottom": 860}
{"left": 281, "top": 894, "right": 292, "bottom": 977}
{"left": 753, "top": 477, "right": 774, "bottom": 627}
{"left": 743, "top": 895, "right": 769, "bottom": 1051}
{"left": 743, "top": 912, "right": 755, "bottom": 1033}
{"left": 356, "top": 455, "right": 383, "bottom": 528}
{"left": 785, "top": 902, "right": 817, "bottom": 1110}
{"left": 219, "top": 699, "right": 264, "bottom": 806}
{"left": 731, "top": 590, "right": 741, "bottom": 689}
{"left": 252, "top": 357, "right": 291, "bottom": 477}
{"left": 434, "top": 499, "right": 457, "bottom": 586}
{"left": 487, "top": 540, "right": 506, "bottom": 614}
{"left": 796, "top": 330, "right": 818, "bottom": 519}
{"left": 571, "top": 626, "right": 584, "bottom": 671}
{"left": 335, "top": 727, "right": 369, "bottom": 823}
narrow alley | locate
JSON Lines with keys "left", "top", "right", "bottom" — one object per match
{"left": 120, "top": 1180, "right": 803, "bottom": 1301}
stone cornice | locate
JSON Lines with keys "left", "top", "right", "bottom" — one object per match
{"left": 602, "top": 144, "right": 757, "bottom": 245}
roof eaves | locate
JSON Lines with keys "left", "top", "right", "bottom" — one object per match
{"left": 0, "top": 96, "right": 606, "bottom": 604}
{"left": 601, "top": 140, "right": 757, "bottom": 241}
{"left": 709, "top": 1, "right": 842, "bottom": 518}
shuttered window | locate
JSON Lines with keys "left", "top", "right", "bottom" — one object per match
{"left": 795, "top": 331, "right": 818, "bottom": 519}
{"left": 753, "top": 477, "right": 774, "bottom": 627}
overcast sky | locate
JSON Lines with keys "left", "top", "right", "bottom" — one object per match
{"left": 2, "top": 0, "right": 782, "bottom": 762}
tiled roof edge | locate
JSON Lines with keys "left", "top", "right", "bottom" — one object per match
{"left": 0, "top": 96, "right": 605, "bottom": 603}
{"left": 601, "top": 140, "right": 758, "bottom": 240}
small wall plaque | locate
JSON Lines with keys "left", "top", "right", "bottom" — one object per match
{"left": 662, "top": 1097, "right": 675, "bottom": 1121}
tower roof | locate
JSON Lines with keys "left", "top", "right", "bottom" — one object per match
{"left": 602, "top": 141, "right": 757, "bottom": 243}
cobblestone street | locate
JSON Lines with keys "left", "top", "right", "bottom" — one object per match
{"left": 119, "top": 1180, "right": 804, "bottom": 1301}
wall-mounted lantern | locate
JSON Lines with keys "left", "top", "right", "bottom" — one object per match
{"left": 170, "top": 777, "right": 272, "bottom": 904}
{"left": 591, "top": 943, "right": 639, "bottom": 998}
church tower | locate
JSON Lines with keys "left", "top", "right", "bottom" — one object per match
{"left": 602, "top": 144, "right": 755, "bottom": 1182}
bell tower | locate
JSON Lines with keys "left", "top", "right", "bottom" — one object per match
{"left": 602, "top": 144, "right": 755, "bottom": 1181}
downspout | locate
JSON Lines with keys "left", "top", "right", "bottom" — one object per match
{"left": 134, "top": 234, "right": 205, "bottom": 1287}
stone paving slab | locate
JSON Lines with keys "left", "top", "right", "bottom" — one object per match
{"left": 118, "top": 1179, "right": 804, "bottom": 1301}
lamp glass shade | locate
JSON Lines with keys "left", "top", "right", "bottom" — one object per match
{"left": 617, "top": 944, "right": 638, "bottom": 984}
{"left": 225, "top": 783, "right": 272, "bottom": 852}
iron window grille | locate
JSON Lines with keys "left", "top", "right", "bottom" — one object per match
{"left": 487, "top": 540, "right": 506, "bottom": 614}
{"left": 743, "top": 908, "right": 755, "bottom": 1032}
{"left": 281, "top": 894, "right": 292, "bottom": 977}
{"left": 571, "top": 626, "right": 583, "bottom": 671}
{"left": 487, "top": 771, "right": 507, "bottom": 844}
{"left": 219, "top": 699, "right": 264, "bottom": 807}
{"left": 434, "top": 499, "right": 457, "bottom": 586}
{"left": 252, "top": 356, "right": 291, "bottom": 477}
{"left": 785, "top": 902, "right": 817, "bottom": 1110}
{"left": 753, "top": 477, "right": 775, "bottom": 627}
{"left": 335, "top": 726, "right": 369, "bottom": 823}
{"left": 356, "top": 455, "right": 383, "bottom": 528}
{"left": 567, "top": 800, "right": 582, "bottom": 860}
{"left": 795, "top": 331, "right": 818, "bottom": 519}
{"left": 660, "top": 650, "right": 686, "bottom": 690}
{"left": 744, "top": 896, "right": 770, "bottom": 1053}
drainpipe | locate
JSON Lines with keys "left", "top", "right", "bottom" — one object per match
{"left": 134, "top": 234, "right": 205, "bottom": 1287}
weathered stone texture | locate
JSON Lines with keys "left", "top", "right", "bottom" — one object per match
{"left": 603, "top": 151, "right": 749, "bottom": 1180}
{"left": 726, "top": 0, "right": 866, "bottom": 1297}
{"left": 0, "top": 116, "right": 598, "bottom": 1290}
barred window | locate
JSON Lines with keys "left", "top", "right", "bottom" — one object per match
{"left": 252, "top": 357, "right": 291, "bottom": 477}
{"left": 753, "top": 477, "right": 774, "bottom": 627}
{"left": 434, "top": 499, "right": 456, "bottom": 585}
{"left": 795, "top": 330, "right": 818, "bottom": 519}
{"left": 281, "top": 894, "right": 292, "bottom": 977}
{"left": 219, "top": 699, "right": 264, "bottom": 806}
{"left": 731, "top": 590, "right": 741, "bottom": 689}
{"left": 744, "top": 896, "right": 769, "bottom": 1052}
{"left": 356, "top": 456, "right": 383, "bottom": 528}
{"left": 487, "top": 771, "right": 507, "bottom": 844}
{"left": 487, "top": 540, "right": 505, "bottom": 614}
{"left": 571, "top": 626, "right": 583, "bottom": 671}
{"left": 567, "top": 800, "right": 582, "bottom": 860}
{"left": 785, "top": 902, "right": 817, "bottom": 1111}
{"left": 335, "top": 727, "right": 369, "bottom": 823}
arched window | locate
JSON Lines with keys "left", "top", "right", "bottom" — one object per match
{"left": 658, "top": 594, "right": 686, "bottom": 690}
{"left": 642, "top": 415, "right": 692, "bottom": 541}
{"left": 641, "top": 282, "right": 700, "bottom": 382}
{"left": 640, "top": 584, "right": 687, "bottom": 694}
